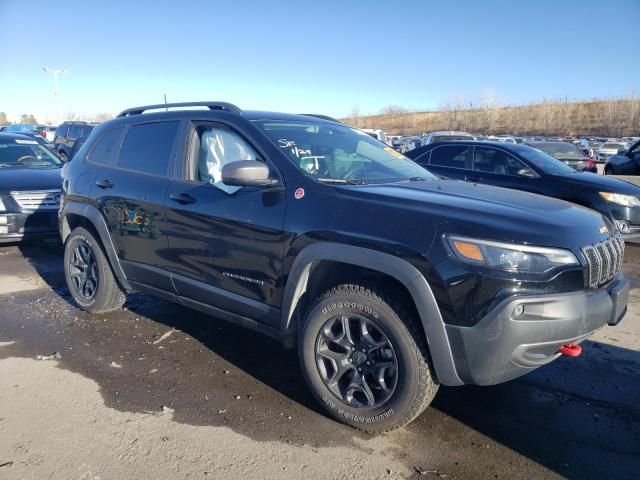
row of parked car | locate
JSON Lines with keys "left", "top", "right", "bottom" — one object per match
{"left": 0, "top": 102, "right": 634, "bottom": 432}
{"left": 363, "top": 129, "right": 639, "bottom": 176}
{"left": 0, "top": 121, "right": 94, "bottom": 161}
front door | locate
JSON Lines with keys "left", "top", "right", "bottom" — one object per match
{"left": 469, "top": 146, "right": 541, "bottom": 193}
{"left": 163, "top": 122, "right": 287, "bottom": 327}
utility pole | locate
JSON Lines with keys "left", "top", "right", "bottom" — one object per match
{"left": 42, "top": 67, "right": 68, "bottom": 124}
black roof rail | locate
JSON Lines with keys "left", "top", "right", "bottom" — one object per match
{"left": 301, "top": 114, "right": 342, "bottom": 123}
{"left": 117, "top": 101, "right": 243, "bottom": 118}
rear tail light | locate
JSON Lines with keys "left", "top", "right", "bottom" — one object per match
{"left": 585, "top": 159, "right": 596, "bottom": 170}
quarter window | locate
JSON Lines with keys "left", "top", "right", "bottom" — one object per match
{"left": 117, "top": 121, "right": 179, "bottom": 176}
{"left": 429, "top": 145, "right": 471, "bottom": 169}
{"left": 88, "top": 127, "right": 124, "bottom": 165}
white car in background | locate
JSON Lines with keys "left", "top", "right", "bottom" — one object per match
{"left": 360, "top": 128, "right": 388, "bottom": 145}
{"left": 486, "top": 136, "right": 517, "bottom": 143}
{"left": 598, "top": 142, "right": 628, "bottom": 163}
{"left": 422, "top": 130, "right": 475, "bottom": 145}
{"left": 43, "top": 126, "right": 57, "bottom": 142}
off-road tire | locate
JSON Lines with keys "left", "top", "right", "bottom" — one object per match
{"left": 64, "top": 226, "right": 126, "bottom": 313}
{"left": 299, "top": 284, "right": 439, "bottom": 433}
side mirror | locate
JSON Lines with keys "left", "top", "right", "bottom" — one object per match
{"left": 517, "top": 169, "right": 537, "bottom": 178}
{"left": 221, "top": 160, "right": 278, "bottom": 187}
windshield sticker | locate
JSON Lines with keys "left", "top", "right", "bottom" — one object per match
{"left": 384, "top": 147, "right": 406, "bottom": 159}
{"left": 15, "top": 139, "right": 38, "bottom": 145}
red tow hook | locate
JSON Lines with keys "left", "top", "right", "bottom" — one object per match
{"left": 559, "top": 343, "right": 582, "bottom": 357}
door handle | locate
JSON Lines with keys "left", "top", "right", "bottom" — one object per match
{"left": 95, "top": 179, "right": 113, "bottom": 189}
{"left": 169, "top": 193, "right": 196, "bottom": 205}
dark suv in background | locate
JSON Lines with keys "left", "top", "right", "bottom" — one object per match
{"left": 54, "top": 121, "right": 94, "bottom": 160}
{"left": 59, "top": 102, "right": 629, "bottom": 432}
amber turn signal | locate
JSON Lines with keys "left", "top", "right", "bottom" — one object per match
{"left": 452, "top": 240, "right": 484, "bottom": 262}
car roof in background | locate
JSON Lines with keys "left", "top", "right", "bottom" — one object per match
{"left": 0, "top": 132, "right": 42, "bottom": 143}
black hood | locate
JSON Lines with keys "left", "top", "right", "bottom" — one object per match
{"left": 554, "top": 171, "right": 640, "bottom": 194}
{"left": 333, "top": 179, "right": 612, "bottom": 252}
{"left": 0, "top": 166, "right": 62, "bottom": 193}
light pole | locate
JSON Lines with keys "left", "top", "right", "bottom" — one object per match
{"left": 42, "top": 67, "right": 68, "bottom": 124}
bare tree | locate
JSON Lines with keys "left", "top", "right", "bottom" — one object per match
{"left": 379, "top": 105, "right": 409, "bottom": 115}
{"left": 479, "top": 89, "right": 500, "bottom": 133}
{"left": 348, "top": 105, "right": 361, "bottom": 127}
{"left": 438, "top": 98, "right": 458, "bottom": 130}
{"left": 89, "top": 112, "right": 114, "bottom": 123}
{"left": 539, "top": 98, "right": 557, "bottom": 136}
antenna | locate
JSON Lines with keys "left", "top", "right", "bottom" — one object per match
{"left": 163, "top": 94, "right": 168, "bottom": 112}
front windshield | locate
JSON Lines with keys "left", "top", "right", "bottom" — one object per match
{"left": 255, "top": 120, "right": 437, "bottom": 183}
{"left": 532, "top": 142, "right": 586, "bottom": 159}
{"left": 0, "top": 139, "right": 62, "bottom": 168}
{"left": 513, "top": 144, "right": 576, "bottom": 175}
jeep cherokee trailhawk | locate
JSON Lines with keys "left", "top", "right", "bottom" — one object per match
{"left": 60, "top": 102, "right": 629, "bottom": 432}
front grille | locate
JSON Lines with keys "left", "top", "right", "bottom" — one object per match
{"left": 582, "top": 236, "right": 625, "bottom": 288}
{"left": 11, "top": 190, "right": 61, "bottom": 211}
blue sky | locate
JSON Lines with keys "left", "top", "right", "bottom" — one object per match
{"left": 1, "top": 0, "right": 639, "bottom": 123}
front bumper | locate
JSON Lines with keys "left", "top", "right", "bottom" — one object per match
{"left": 445, "top": 273, "right": 629, "bottom": 385}
{"left": 0, "top": 211, "right": 59, "bottom": 243}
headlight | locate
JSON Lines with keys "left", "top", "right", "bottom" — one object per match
{"left": 599, "top": 192, "right": 640, "bottom": 207}
{"left": 447, "top": 235, "right": 578, "bottom": 274}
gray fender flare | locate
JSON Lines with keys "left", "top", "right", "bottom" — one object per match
{"left": 60, "top": 202, "right": 131, "bottom": 291}
{"left": 280, "top": 242, "right": 463, "bottom": 386}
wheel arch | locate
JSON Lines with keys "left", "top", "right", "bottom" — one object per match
{"left": 61, "top": 201, "right": 131, "bottom": 291}
{"left": 281, "top": 242, "right": 463, "bottom": 386}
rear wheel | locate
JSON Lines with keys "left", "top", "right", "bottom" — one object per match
{"left": 64, "top": 227, "right": 126, "bottom": 313}
{"left": 58, "top": 151, "right": 68, "bottom": 162}
{"left": 604, "top": 165, "right": 614, "bottom": 175}
{"left": 299, "top": 284, "right": 438, "bottom": 432}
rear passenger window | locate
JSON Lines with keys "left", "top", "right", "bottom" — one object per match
{"left": 429, "top": 145, "right": 471, "bottom": 169}
{"left": 68, "top": 125, "right": 81, "bottom": 140}
{"left": 55, "top": 125, "right": 68, "bottom": 138}
{"left": 88, "top": 127, "right": 124, "bottom": 165}
{"left": 117, "top": 121, "right": 179, "bottom": 176}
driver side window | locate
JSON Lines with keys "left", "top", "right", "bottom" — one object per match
{"left": 474, "top": 148, "right": 534, "bottom": 177}
{"left": 195, "top": 126, "right": 262, "bottom": 190}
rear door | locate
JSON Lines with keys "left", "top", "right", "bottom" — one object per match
{"left": 162, "top": 121, "right": 287, "bottom": 327}
{"left": 413, "top": 144, "right": 471, "bottom": 180}
{"left": 91, "top": 120, "right": 181, "bottom": 292}
{"left": 470, "top": 146, "right": 541, "bottom": 193}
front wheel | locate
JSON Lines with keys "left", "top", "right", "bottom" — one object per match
{"left": 604, "top": 165, "right": 614, "bottom": 175}
{"left": 299, "top": 284, "right": 438, "bottom": 432}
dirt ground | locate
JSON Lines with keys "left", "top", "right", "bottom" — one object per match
{"left": 0, "top": 242, "right": 638, "bottom": 480}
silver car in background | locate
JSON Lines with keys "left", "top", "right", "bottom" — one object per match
{"left": 598, "top": 142, "right": 628, "bottom": 163}
{"left": 422, "top": 130, "right": 475, "bottom": 145}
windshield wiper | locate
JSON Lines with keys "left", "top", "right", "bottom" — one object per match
{"left": 317, "top": 178, "right": 366, "bottom": 185}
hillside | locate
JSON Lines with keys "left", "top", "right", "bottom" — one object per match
{"left": 342, "top": 97, "right": 640, "bottom": 137}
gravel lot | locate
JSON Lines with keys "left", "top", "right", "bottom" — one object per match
{"left": 0, "top": 242, "right": 638, "bottom": 480}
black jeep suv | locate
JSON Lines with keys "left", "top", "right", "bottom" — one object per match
{"left": 60, "top": 102, "right": 629, "bottom": 432}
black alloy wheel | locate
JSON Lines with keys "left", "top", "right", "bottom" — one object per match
{"left": 69, "top": 241, "right": 99, "bottom": 300}
{"left": 315, "top": 314, "right": 398, "bottom": 408}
